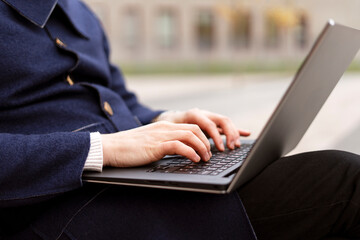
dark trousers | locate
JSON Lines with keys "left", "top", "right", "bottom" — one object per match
{"left": 3, "top": 185, "right": 256, "bottom": 239}
{"left": 3, "top": 150, "right": 360, "bottom": 240}
{"left": 238, "top": 150, "right": 360, "bottom": 240}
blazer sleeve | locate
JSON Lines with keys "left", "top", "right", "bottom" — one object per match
{"left": 101, "top": 31, "right": 163, "bottom": 125}
{"left": 0, "top": 132, "right": 90, "bottom": 208}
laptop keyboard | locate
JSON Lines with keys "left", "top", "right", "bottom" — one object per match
{"left": 147, "top": 144, "right": 253, "bottom": 176}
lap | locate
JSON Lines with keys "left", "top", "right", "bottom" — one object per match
{"left": 238, "top": 150, "right": 360, "bottom": 240}
{"left": 6, "top": 185, "right": 256, "bottom": 240}
{"left": 5, "top": 150, "right": 360, "bottom": 240}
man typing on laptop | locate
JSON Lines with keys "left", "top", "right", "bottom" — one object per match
{"left": 1, "top": 0, "right": 360, "bottom": 239}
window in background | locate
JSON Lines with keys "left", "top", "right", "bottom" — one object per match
{"left": 156, "top": 9, "right": 178, "bottom": 49}
{"left": 230, "top": 10, "right": 252, "bottom": 49}
{"left": 294, "top": 13, "right": 309, "bottom": 49}
{"left": 123, "top": 8, "right": 142, "bottom": 49}
{"left": 196, "top": 10, "right": 216, "bottom": 50}
{"left": 264, "top": 15, "right": 281, "bottom": 49}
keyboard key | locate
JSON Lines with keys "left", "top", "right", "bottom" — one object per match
{"left": 147, "top": 144, "right": 253, "bottom": 176}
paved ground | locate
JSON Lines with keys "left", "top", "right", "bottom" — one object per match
{"left": 126, "top": 73, "right": 360, "bottom": 155}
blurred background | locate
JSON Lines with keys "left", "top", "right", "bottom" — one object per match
{"left": 83, "top": 0, "right": 360, "bottom": 155}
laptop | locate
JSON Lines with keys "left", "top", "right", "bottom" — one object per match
{"left": 83, "top": 20, "right": 360, "bottom": 194}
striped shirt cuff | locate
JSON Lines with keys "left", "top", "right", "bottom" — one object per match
{"left": 83, "top": 132, "right": 103, "bottom": 172}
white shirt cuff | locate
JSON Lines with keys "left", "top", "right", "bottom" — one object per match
{"left": 83, "top": 132, "right": 103, "bottom": 172}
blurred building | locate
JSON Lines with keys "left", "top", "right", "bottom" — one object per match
{"left": 82, "top": 0, "right": 360, "bottom": 64}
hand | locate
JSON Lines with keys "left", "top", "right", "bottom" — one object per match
{"left": 153, "top": 108, "right": 250, "bottom": 151}
{"left": 101, "top": 121, "right": 212, "bottom": 168}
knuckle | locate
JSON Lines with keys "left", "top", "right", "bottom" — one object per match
{"left": 186, "top": 108, "right": 200, "bottom": 117}
{"left": 221, "top": 116, "right": 230, "bottom": 122}
{"left": 184, "top": 111, "right": 194, "bottom": 119}
{"left": 208, "top": 121, "right": 217, "bottom": 129}
{"left": 183, "top": 147, "right": 193, "bottom": 155}
{"left": 198, "top": 144, "right": 207, "bottom": 153}
{"left": 171, "top": 140, "right": 182, "bottom": 149}
{"left": 163, "top": 141, "right": 177, "bottom": 153}
{"left": 182, "top": 130, "right": 193, "bottom": 139}
{"left": 190, "top": 124, "right": 201, "bottom": 131}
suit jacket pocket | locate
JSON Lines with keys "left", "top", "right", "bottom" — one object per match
{"left": 72, "top": 122, "right": 113, "bottom": 134}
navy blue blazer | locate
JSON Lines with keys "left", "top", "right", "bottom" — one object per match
{"left": 0, "top": 0, "right": 162, "bottom": 207}
{"left": 0, "top": 1, "right": 256, "bottom": 239}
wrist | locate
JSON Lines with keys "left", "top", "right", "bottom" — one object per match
{"left": 152, "top": 110, "right": 184, "bottom": 123}
{"left": 101, "top": 134, "right": 112, "bottom": 167}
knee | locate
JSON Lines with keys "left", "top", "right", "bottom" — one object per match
{"left": 295, "top": 150, "right": 360, "bottom": 174}
{"left": 312, "top": 150, "right": 360, "bottom": 165}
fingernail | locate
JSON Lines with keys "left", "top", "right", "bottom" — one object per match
{"left": 205, "top": 152, "right": 210, "bottom": 160}
{"left": 220, "top": 142, "right": 225, "bottom": 151}
{"left": 195, "top": 155, "right": 201, "bottom": 162}
{"left": 206, "top": 151, "right": 212, "bottom": 161}
{"left": 235, "top": 139, "right": 241, "bottom": 147}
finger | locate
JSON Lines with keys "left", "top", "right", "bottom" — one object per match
{"left": 218, "top": 125, "right": 241, "bottom": 148}
{"left": 184, "top": 124, "right": 211, "bottom": 153}
{"left": 147, "top": 121, "right": 212, "bottom": 157}
{"left": 228, "top": 122, "right": 241, "bottom": 148}
{"left": 189, "top": 114, "right": 225, "bottom": 152}
{"left": 211, "top": 116, "right": 239, "bottom": 150}
{"left": 161, "top": 122, "right": 211, "bottom": 153}
{"left": 218, "top": 128, "right": 250, "bottom": 136}
{"left": 234, "top": 130, "right": 251, "bottom": 148}
{"left": 166, "top": 130, "right": 211, "bottom": 161}
{"left": 160, "top": 140, "right": 201, "bottom": 162}
{"left": 217, "top": 128, "right": 223, "bottom": 134}
{"left": 239, "top": 129, "right": 251, "bottom": 137}
{"left": 218, "top": 128, "right": 251, "bottom": 147}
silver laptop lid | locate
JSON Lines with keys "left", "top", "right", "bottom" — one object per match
{"left": 228, "top": 20, "right": 360, "bottom": 192}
